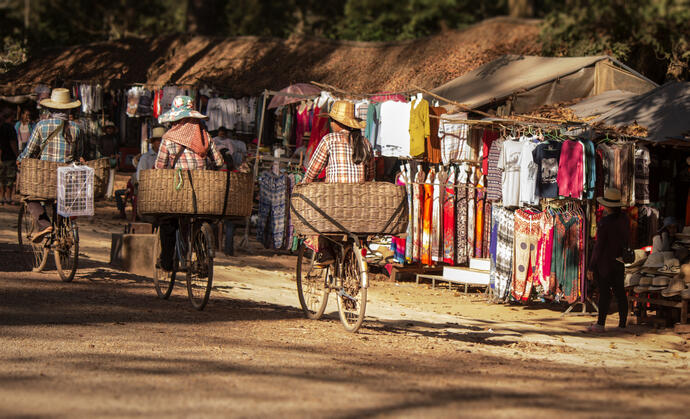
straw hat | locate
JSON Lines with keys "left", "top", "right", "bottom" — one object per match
{"left": 658, "top": 258, "right": 681, "bottom": 275}
{"left": 661, "top": 277, "right": 686, "bottom": 297}
{"left": 625, "top": 272, "right": 642, "bottom": 288}
{"left": 39, "top": 88, "right": 81, "bottom": 109}
{"left": 634, "top": 276, "right": 653, "bottom": 293}
{"left": 320, "top": 100, "right": 366, "bottom": 130}
{"left": 648, "top": 275, "right": 671, "bottom": 291}
{"left": 158, "top": 96, "right": 208, "bottom": 124}
{"left": 642, "top": 252, "right": 665, "bottom": 272}
{"left": 597, "top": 188, "right": 624, "bottom": 207}
{"left": 149, "top": 126, "right": 166, "bottom": 141}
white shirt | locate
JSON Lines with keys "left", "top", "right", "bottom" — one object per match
{"left": 497, "top": 137, "right": 522, "bottom": 208}
{"left": 378, "top": 101, "right": 412, "bottom": 157}
{"left": 136, "top": 150, "right": 157, "bottom": 182}
{"left": 518, "top": 138, "right": 539, "bottom": 206}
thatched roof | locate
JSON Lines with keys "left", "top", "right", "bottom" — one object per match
{"left": 0, "top": 17, "right": 540, "bottom": 96}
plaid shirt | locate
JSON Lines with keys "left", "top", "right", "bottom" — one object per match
{"left": 303, "top": 131, "right": 375, "bottom": 184}
{"left": 17, "top": 118, "right": 82, "bottom": 163}
{"left": 154, "top": 138, "right": 224, "bottom": 170}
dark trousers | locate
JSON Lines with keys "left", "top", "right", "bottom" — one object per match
{"left": 114, "top": 189, "right": 127, "bottom": 213}
{"left": 596, "top": 263, "right": 628, "bottom": 327}
{"left": 28, "top": 201, "right": 51, "bottom": 230}
{"left": 224, "top": 222, "right": 235, "bottom": 256}
{"left": 158, "top": 219, "right": 179, "bottom": 271}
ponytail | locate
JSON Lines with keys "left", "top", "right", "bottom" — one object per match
{"left": 333, "top": 119, "right": 371, "bottom": 164}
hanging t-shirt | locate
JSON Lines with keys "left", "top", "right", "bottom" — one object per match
{"left": 582, "top": 139, "right": 596, "bottom": 199}
{"left": 532, "top": 141, "right": 562, "bottom": 198}
{"left": 518, "top": 138, "right": 539, "bottom": 206}
{"left": 378, "top": 101, "right": 412, "bottom": 157}
{"left": 557, "top": 139, "right": 584, "bottom": 198}
{"left": 486, "top": 137, "right": 505, "bottom": 202}
{"left": 438, "top": 112, "right": 469, "bottom": 165}
{"left": 496, "top": 137, "right": 522, "bottom": 207}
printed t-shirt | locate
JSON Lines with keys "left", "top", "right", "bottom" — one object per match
{"left": 532, "top": 141, "right": 562, "bottom": 198}
{"left": 496, "top": 137, "right": 522, "bottom": 207}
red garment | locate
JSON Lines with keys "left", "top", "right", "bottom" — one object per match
{"left": 153, "top": 90, "right": 162, "bottom": 119}
{"left": 557, "top": 140, "right": 584, "bottom": 198}
{"left": 443, "top": 182, "right": 455, "bottom": 264}
{"left": 295, "top": 106, "right": 310, "bottom": 149}
{"left": 421, "top": 183, "right": 434, "bottom": 265}
{"left": 474, "top": 187, "right": 485, "bottom": 258}
{"left": 370, "top": 93, "right": 406, "bottom": 103}
{"left": 481, "top": 129, "right": 499, "bottom": 175}
{"left": 306, "top": 105, "right": 329, "bottom": 179}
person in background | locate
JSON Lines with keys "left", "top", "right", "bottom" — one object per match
{"left": 301, "top": 100, "right": 375, "bottom": 266}
{"left": 212, "top": 126, "right": 235, "bottom": 159}
{"left": 0, "top": 109, "right": 19, "bottom": 205}
{"left": 16, "top": 88, "right": 83, "bottom": 241}
{"left": 228, "top": 129, "right": 247, "bottom": 169}
{"left": 587, "top": 188, "right": 630, "bottom": 332}
{"left": 99, "top": 120, "right": 119, "bottom": 198}
{"left": 136, "top": 126, "right": 164, "bottom": 182}
{"left": 155, "top": 96, "right": 223, "bottom": 272}
{"left": 14, "top": 108, "right": 35, "bottom": 152}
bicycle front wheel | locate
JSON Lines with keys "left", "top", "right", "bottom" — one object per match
{"left": 336, "top": 243, "right": 368, "bottom": 333}
{"left": 17, "top": 202, "right": 48, "bottom": 272}
{"left": 54, "top": 216, "right": 79, "bottom": 282}
{"left": 296, "top": 243, "right": 329, "bottom": 319}
{"left": 153, "top": 230, "right": 177, "bottom": 299}
{"left": 186, "top": 222, "right": 214, "bottom": 310}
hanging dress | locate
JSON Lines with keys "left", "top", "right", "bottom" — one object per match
{"left": 431, "top": 170, "right": 443, "bottom": 262}
{"left": 413, "top": 169, "right": 425, "bottom": 262}
{"left": 455, "top": 165, "right": 469, "bottom": 265}
{"left": 421, "top": 170, "right": 435, "bottom": 265}
{"left": 467, "top": 169, "right": 476, "bottom": 261}
{"left": 474, "top": 174, "right": 485, "bottom": 258}
{"left": 443, "top": 167, "right": 456, "bottom": 264}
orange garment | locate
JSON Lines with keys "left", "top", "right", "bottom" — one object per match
{"left": 421, "top": 180, "right": 434, "bottom": 265}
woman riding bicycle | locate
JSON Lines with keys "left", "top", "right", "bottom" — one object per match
{"left": 154, "top": 95, "right": 224, "bottom": 272}
{"left": 302, "top": 100, "right": 375, "bottom": 266}
{"left": 16, "top": 88, "right": 84, "bottom": 242}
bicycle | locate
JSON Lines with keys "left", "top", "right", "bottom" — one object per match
{"left": 17, "top": 198, "right": 79, "bottom": 282}
{"left": 296, "top": 236, "right": 368, "bottom": 333}
{"left": 153, "top": 215, "right": 216, "bottom": 311}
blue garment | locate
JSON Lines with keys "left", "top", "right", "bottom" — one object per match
{"left": 364, "top": 102, "right": 381, "bottom": 150}
{"left": 582, "top": 139, "right": 596, "bottom": 199}
{"left": 257, "top": 171, "right": 287, "bottom": 249}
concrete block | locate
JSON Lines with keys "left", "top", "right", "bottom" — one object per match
{"left": 110, "top": 233, "right": 123, "bottom": 265}
{"left": 121, "top": 234, "right": 157, "bottom": 277}
{"left": 126, "top": 222, "right": 153, "bottom": 235}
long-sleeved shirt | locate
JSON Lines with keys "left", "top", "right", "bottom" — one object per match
{"left": 303, "top": 130, "right": 375, "bottom": 184}
{"left": 136, "top": 149, "right": 157, "bottom": 182}
{"left": 590, "top": 212, "right": 630, "bottom": 277}
{"left": 154, "top": 138, "right": 224, "bottom": 170}
{"left": 17, "top": 118, "right": 82, "bottom": 163}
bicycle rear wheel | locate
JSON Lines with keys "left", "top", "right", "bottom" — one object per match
{"left": 153, "top": 230, "right": 177, "bottom": 299}
{"left": 54, "top": 216, "right": 79, "bottom": 282}
{"left": 336, "top": 243, "right": 368, "bottom": 333}
{"left": 17, "top": 202, "right": 49, "bottom": 272}
{"left": 296, "top": 243, "right": 330, "bottom": 319}
{"left": 186, "top": 222, "right": 214, "bottom": 310}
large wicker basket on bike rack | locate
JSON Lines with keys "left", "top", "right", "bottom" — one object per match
{"left": 86, "top": 158, "right": 109, "bottom": 199}
{"left": 290, "top": 182, "right": 408, "bottom": 236}
{"left": 18, "top": 158, "right": 65, "bottom": 199}
{"left": 19, "top": 158, "right": 110, "bottom": 199}
{"left": 137, "top": 169, "right": 253, "bottom": 217}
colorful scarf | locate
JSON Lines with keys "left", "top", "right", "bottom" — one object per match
{"left": 162, "top": 119, "right": 211, "bottom": 157}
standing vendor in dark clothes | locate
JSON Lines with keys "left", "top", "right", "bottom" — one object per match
{"left": 0, "top": 109, "right": 19, "bottom": 204}
{"left": 587, "top": 188, "right": 631, "bottom": 332}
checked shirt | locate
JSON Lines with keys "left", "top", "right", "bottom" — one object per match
{"left": 17, "top": 118, "right": 82, "bottom": 163}
{"left": 303, "top": 131, "right": 374, "bottom": 184}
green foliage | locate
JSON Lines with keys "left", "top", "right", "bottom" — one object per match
{"left": 540, "top": 0, "right": 690, "bottom": 81}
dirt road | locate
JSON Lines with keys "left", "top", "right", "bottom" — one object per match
{"left": 1, "top": 204, "right": 689, "bottom": 418}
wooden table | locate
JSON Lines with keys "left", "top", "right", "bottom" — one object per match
{"left": 628, "top": 292, "right": 689, "bottom": 324}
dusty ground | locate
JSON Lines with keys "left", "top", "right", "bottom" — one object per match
{"left": 1, "top": 200, "right": 689, "bottom": 418}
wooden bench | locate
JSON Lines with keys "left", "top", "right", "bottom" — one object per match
{"left": 628, "top": 292, "right": 689, "bottom": 325}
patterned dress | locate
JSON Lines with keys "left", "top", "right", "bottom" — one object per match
{"left": 443, "top": 167, "right": 456, "bottom": 264}
{"left": 494, "top": 205, "right": 515, "bottom": 300}
{"left": 455, "top": 167, "right": 469, "bottom": 265}
{"left": 421, "top": 171, "right": 434, "bottom": 265}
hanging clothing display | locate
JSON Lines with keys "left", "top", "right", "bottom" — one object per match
{"left": 497, "top": 137, "right": 522, "bottom": 207}
{"left": 364, "top": 102, "right": 381, "bottom": 150}
{"left": 466, "top": 169, "right": 476, "bottom": 260}
{"left": 431, "top": 170, "right": 443, "bottom": 262}
{"left": 474, "top": 174, "right": 485, "bottom": 258}
{"left": 409, "top": 98, "right": 430, "bottom": 157}
{"left": 486, "top": 137, "right": 505, "bottom": 202}
{"left": 438, "top": 112, "right": 469, "bottom": 165}
{"left": 378, "top": 100, "right": 412, "bottom": 157}
{"left": 512, "top": 209, "right": 542, "bottom": 301}
{"left": 257, "top": 171, "right": 288, "bottom": 249}
{"left": 443, "top": 167, "right": 456, "bottom": 265}
{"left": 635, "top": 145, "right": 651, "bottom": 205}
{"left": 413, "top": 169, "right": 425, "bottom": 262}
{"left": 421, "top": 171, "right": 434, "bottom": 265}
{"left": 427, "top": 107, "right": 447, "bottom": 164}
{"left": 518, "top": 138, "right": 539, "bottom": 206}
{"left": 493, "top": 205, "right": 515, "bottom": 301}
{"left": 552, "top": 210, "right": 584, "bottom": 304}
{"left": 557, "top": 139, "right": 584, "bottom": 198}
{"left": 532, "top": 140, "right": 562, "bottom": 198}
{"left": 455, "top": 167, "right": 469, "bottom": 265}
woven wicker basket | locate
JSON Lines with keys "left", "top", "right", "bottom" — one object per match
{"left": 290, "top": 182, "right": 408, "bottom": 236}
{"left": 138, "top": 169, "right": 253, "bottom": 217}
{"left": 19, "top": 158, "right": 110, "bottom": 199}
{"left": 18, "top": 158, "right": 65, "bottom": 199}
{"left": 86, "top": 158, "right": 109, "bottom": 198}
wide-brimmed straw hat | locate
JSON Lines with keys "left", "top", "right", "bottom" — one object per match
{"left": 319, "top": 100, "right": 365, "bottom": 130}
{"left": 661, "top": 277, "right": 686, "bottom": 297}
{"left": 633, "top": 276, "right": 653, "bottom": 293}
{"left": 39, "top": 88, "right": 81, "bottom": 110}
{"left": 658, "top": 258, "right": 681, "bottom": 275}
{"left": 149, "top": 126, "right": 166, "bottom": 141}
{"left": 648, "top": 275, "right": 671, "bottom": 291}
{"left": 597, "top": 188, "right": 624, "bottom": 207}
{"left": 158, "top": 96, "right": 208, "bottom": 124}
{"left": 625, "top": 272, "right": 642, "bottom": 288}
{"left": 625, "top": 249, "right": 648, "bottom": 269}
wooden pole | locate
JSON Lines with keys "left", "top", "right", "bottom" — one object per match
{"left": 241, "top": 89, "right": 268, "bottom": 249}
